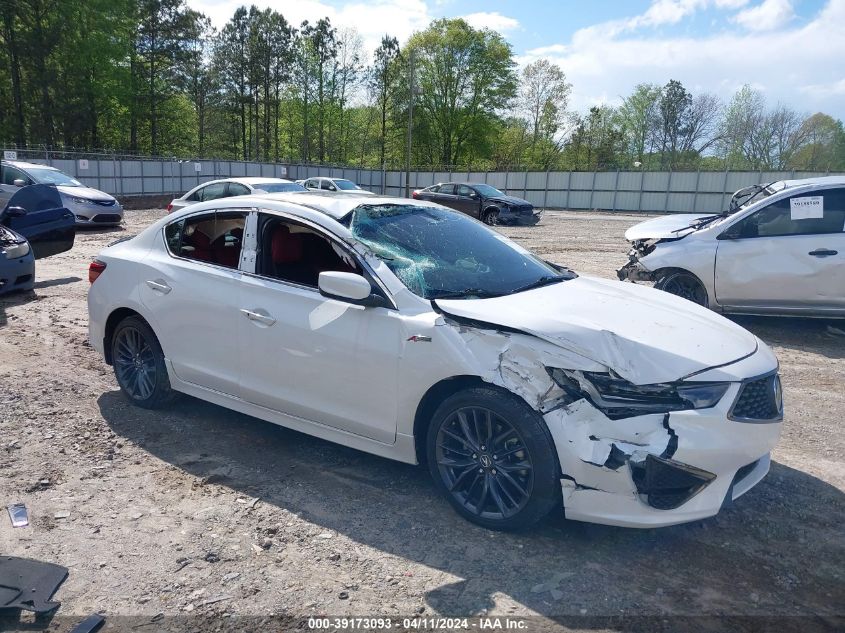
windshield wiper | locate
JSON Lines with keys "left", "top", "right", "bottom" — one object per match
{"left": 510, "top": 275, "right": 566, "bottom": 294}
{"left": 429, "top": 288, "right": 502, "bottom": 299}
{"left": 670, "top": 214, "right": 722, "bottom": 233}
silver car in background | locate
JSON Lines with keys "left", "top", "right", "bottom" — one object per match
{"left": 1, "top": 160, "right": 124, "bottom": 227}
{"left": 618, "top": 176, "right": 845, "bottom": 316}
{"left": 167, "top": 177, "right": 305, "bottom": 213}
{"left": 295, "top": 176, "right": 375, "bottom": 195}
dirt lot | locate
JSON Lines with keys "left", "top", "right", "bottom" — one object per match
{"left": 1, "top": 209, "right": 843, "bottom": 631}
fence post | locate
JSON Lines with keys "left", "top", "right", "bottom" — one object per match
{"left": 637, "top": 169, "right": 644, "bottom": 211}
{"left": 588, "top": 171, "right": 597, "bottom": 210}
{"left": 565, "top": 171, "right": 571, "bottom": 210}
{"left": 543, "top": 170, "right": 549, "bottom": 210}
{"left": 611, "top": 169, "right": 619, "bottom": 212}
{"left": 722, "top": 168, "right": 729, "bottom": 208}
{"left": 665, "top": 170, "right": 673, "bottom": 213}
{"left": 523, "top": 169, "right": 528, "bottom": 200}
{"left": 692, "top": 169, "right": 701, "bottom": 213}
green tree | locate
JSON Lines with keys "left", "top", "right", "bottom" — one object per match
{"left": 405, "top": 18, "right": 517, "bottom": 168}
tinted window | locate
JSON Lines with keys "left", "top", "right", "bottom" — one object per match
{"left": 255, "top": 183, "right": 306, "bottom": 193}
{"left": 167, "top": 211, "right": 247, "bottom": 268}
{"left": 228, "top": 182, "right": 250, "bottom": 196}
{"left": 457, "top": 185, "right": 474, "bottom": 197}
{"left": 439, "top": 184, "right": 456, "bottom": 195}
{"left": 201, "top": 182, "right": 227, "bottom": 201}
{"left": 473, "top": 184, "right": 505, "bottom": 197}
{"left": 2, "top": 165, "right": 32, "bottom": 186}
{"left": 334, "top": 179, "right": 360, "bottom": 191}
{"left": 186, "top": 188, "right": 201, "bottom": 202}
{"left": 305, "top": 179, "right": 319, "bottom": 189}
{"left": 320, "top": 180, "right": 334, "bottom": 190}
{"left": 349, "top": 204, "right": 568, "bottom": 299}
{"left": 258, "top": 215, "right": 360, "bottom": 287}
{"left": 729, "top": 189, "right": 845, "bottom": 238}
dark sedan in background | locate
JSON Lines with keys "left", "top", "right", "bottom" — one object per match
{"left": 412, "top": 182, "right": 542, "bottom": 225}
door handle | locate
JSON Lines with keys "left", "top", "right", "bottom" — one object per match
{"left": 145, "top": 279, "right": 172, "bottom": 294}
{"left": 240, "top": 308, "right": 276, "bottom": 326}
{"left": 808, "top": 249, "right": 838, "bottom": 257}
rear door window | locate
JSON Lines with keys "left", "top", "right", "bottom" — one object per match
{"left": 200, "top": 182, "right": 227, "bottom": 202}
{"left": 165, "top": 211, "right": 247, "bottom": 269}
{"left": 439, "top": 184, "right": 456, "bottom": 195}
{"left": 228, "top": 182, "right": 250, "bottom": 196}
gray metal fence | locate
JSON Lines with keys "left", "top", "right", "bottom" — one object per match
{"left": 3, "top": 148, "right": 841, "bottom": 214}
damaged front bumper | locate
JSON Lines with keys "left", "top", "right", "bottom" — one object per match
{"left": 544, "top": 383, "right": 781, "bottom": 528}
{"left": 617, "top": 259, "right": 655, "bottom": 282}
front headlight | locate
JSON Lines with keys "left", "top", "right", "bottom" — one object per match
{"left": 3, "top": 241, "right": 31, "bottom": 259}
{"left": 70, "top": 196, "right": 91, "bottom": 205}
{"left": 548, "top": 369, "right": 730, "bottom": 419}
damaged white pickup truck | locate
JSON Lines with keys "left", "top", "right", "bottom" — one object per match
{"left": 88, "top": 193, "right": 783, "bottom": 530}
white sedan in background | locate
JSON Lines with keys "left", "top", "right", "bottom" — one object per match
{"left": 619, "top": 176, "right": 845, "bottom": 317}
{"left": 88, "top": 192, "right": 782, "bottom": 530}
{"left": 295, "top": 176, "right": 375, "bottom": 195}
{"left": 167, "top": 177, "right": 305, "bottom": 213}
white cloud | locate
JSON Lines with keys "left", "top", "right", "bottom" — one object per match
{"left": 520, "top": 0, "right": 845, "bottom": 119}
{"left": 192, "top": 0, "right": 431, "bottom": 57}
{"left": 460, "top": 12, "right": 520, "bottom": 33}
{"left": 732, "top": 0, "right": 795, "bottom": 31}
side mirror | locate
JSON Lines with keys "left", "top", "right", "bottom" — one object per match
{"left": 13, "top": 179, "right": 27, "bottom": 187}
{"left": 328, "top": 186, "right": 337, "bottom": 191}
{"left": 5, "top": 206, "right": 27, "bottom": 218}
{"left": 318, "top": 271, "right": 388, "bottom": 307}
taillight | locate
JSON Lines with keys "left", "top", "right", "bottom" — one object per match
{"left": 166, "top": 203, "right": 173, "bottom": 212}
{"left": 89, "top": 260, "right": 107, "bottom": 283}
{"left": 412, "top": 191, "right": 420, "bottom": 199}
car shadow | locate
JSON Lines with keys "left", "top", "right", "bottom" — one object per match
{"left": 32, "top": 276, "right": 82, "bottom": 289}
{"left": 97, "top": 390, "right": 844, "bottom": 627}
{"left": 74, "top": 224, "right": 125, "bottom": 233}
{"left": 728, "top": 315, "right": 845, "bottom": 361}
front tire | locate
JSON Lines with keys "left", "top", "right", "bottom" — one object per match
{"left": 111, "top": 316, "right": 175, "bottom": 409}
{"left": 654, "top": 270, "right": 709, "bottom": 307}
{"left": 482, "top": 209, "right": 499, "bottom": 226}
{"left": 426, "top": 387, "right": 560, "bottom": 530}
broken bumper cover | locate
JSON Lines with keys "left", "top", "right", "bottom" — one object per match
{"left": 545, "top": 380, "right": 782, "bottom": 528}
{"left": 617, "top": 259, "right": 655, "bottom": 282}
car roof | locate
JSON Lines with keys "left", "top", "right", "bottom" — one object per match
{"left": 778, "top": 175, "right": 845, "bottom": 188}
{"left": 1, "top": 160, "right": 59, "bottom": 171}
{"left": 169, "top": 191, "right": 438, "bottom": 222}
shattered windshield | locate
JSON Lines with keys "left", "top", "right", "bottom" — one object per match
{"left": 349, "top": 204, "right": 570, "bottom": 299}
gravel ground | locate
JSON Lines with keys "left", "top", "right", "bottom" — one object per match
{"left": 0, "top": 209, "right": 843, "bottom": 631}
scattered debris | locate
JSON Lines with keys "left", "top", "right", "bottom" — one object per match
{"left": 7, "top": 503, "right": 29, "bottom": 528}
{"left": 203, "top": 552, "right": 220, "bottom": 564}
{"left": 69, "top": 613, "right": 106, "bottom": 633}
{"left": 201, "top": 594, "right": 233, "bottom": 607}
{"left": 222, "top": 572, "right": 240, "bottom": 583}
{"left": 0, "top": 556, "right": 69, "bottom": 613}
{"left": 54, "top": 510, "right": 71, "bottom": 520}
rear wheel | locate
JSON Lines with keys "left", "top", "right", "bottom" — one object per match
{"left": 426, "top": 387, "right": 559, "bottom": 530}
{"left": 482, "top": 209, "right": 499, "bottom": 226}
{"left": 111, "top": 316, "right": 175, "bottom": 409}
{"left": 654, "top": 270, "right": 709, "bottom": 307}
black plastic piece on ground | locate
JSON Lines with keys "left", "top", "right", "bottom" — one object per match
{"left": 70, "top": 613, "right": 106, "bottom": 633}
{"left": 0, "top": 556, "right": 68, "bottom": 614}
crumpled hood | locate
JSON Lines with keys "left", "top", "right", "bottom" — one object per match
{"left": 435, "top": 275, "right": 758, "bottom": 384}
{"left": 624, "top": 214, "right": 712, "bottom": 241}
{"left": 56, "top": 185, "right": 115, "bottom": 202}
{"left": 488, "top": 194, "right": 531, "bottom": 207}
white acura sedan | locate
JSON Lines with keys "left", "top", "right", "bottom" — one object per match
{"left": 618, "top": 176, "right": 845, "bottom": 316}
{"left": 88, "top": 193, "right": 783, "bottom": 529}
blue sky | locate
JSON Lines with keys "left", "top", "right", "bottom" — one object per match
{"left": 192, "top": 0, "right": 845, "bottom": 118}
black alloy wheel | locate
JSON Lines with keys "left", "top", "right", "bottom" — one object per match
{"left": 655, "top": 271, "right": 709, "bottom": 307}
{"left": 111, "top": 316, "right": 175, "bottom": 408}
{"left": 427, "top": 387, "right": 559, "bottom": 530}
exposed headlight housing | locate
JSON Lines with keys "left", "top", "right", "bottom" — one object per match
{"left": 548, "top": 369, "right": 730, "bottom": 419}
{"left": 2, "top": 241, "right": 31, "bottom": 259}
